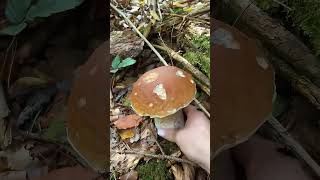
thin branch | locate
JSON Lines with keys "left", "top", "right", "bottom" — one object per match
{"left": 272, "top": 0, "right": 292, "bottom": 11}
{"left": 150, "top": 122, "right": 166, "bottom": 155}
{"left": 194, "top": 98, "right": 210, "bottom": 117}
{"left": 232, "top": 0, "right": 254, "bottom": 26}
{"left": 111, "top": 150, "right": 197, "bottom": 166}
{"left": 267, "top": 116, "right": 320, "bottom": 177}
{"left": 153, "top": 43, "right": 210, "bottom": 95}
{"left": 110, "top": 3, "right": 168, "bottom": 66}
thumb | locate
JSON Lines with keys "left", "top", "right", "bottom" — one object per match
{"left": 157, "top": 128, "right": 178, "bottom": 142}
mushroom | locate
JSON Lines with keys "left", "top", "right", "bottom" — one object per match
{"left": 212, "top": 18, "right": 275, "bottom": 158}
{"left": 130, "top": 66, "right": 197, "bottom": 129}
{"left": 67, "top": 41, "right": 108, "bottom": 172}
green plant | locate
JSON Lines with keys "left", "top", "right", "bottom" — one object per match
{"left": 137, "top": 160, "right": 172, "bottom": 180}
{"left": 111, "top": 55, "right": 136, "bottom": 73}
{"left": 183, "top": 34, "right": 210, "bottom": 78}
{"left": 0, "top": 0, "right": 84, "bottom": 36}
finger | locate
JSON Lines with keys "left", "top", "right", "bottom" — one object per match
{"left": 157, "top": 128, "right": 178, "bottom": 142}
{"left": 183, "top": 105, "right": 197, "bottom": 117}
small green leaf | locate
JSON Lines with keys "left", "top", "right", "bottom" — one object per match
{"left": 118, "top": 58, "right": 136, "bottom": 68}
{"left": 0, "top": 22, "right": 27, "bottom": 36}
{"left": 112, "top": 55, "right": 121, "bottom": 69}
{"left": 5, "top": 0, "right": 31, "bottom": 24}
{"left": 26, "top": 0, "right": 84, "bottom": 21}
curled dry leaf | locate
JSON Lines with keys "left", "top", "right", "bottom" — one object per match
{"left": 182, "top": 157, "right": 195, "bottom": 180}
{"left": 0, "top": 145, "right": 39, "bottom": 171}
{"left": 114, "top": 114, "right": 142, "bottom": 129}
{"left": 119, "top": 170, "right": 138, "bottom": 180}
{"left": 171, "top": 164, "right": 184, "bottom": 180}
{"left": 119, "top": 129, "right": 135, "bottom": 140}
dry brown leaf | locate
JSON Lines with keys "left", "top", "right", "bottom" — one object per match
{"left": 182, "top": 157, "right": 195, "bottom": 180}
{"left": 119, "top": 170, "right": 138, "bottom": 180}
{"left": 119, "top": 129, "right": 135, "bottom": 140}
{"left": 114, "top": 114, "right": 142, "bottom": 129}
{"left": 171, "top": 164, "right": 184, "bottom": 180}
{"left": 110, "top": 153, "right": 141, "bottom": 174}
{"left": 0, "top": 145, "right": 39, "bottom": 171}
{"left": 0, "top": 170, "right": 27, "bottom": 180}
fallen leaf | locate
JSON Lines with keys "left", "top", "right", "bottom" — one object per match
{"left": 0, "top": 170, "right": 27, "bottom": 180}
{"left": 172, "top": 1, "right": 187, "bottom": 7}
{"left": 182, "top": 157, "right": 195, "bottom": 180}
{"left": 119, "top": 170, "right": 138, "bottom": 180}
{"left": 9, "top": 77, "right": 50, "bottom": 97}
{"left": 114, "top": 114, "right": 142, "bottom": 129}
{"left": 119, "top": 129, "right": 135, "bottom": 140}
{"left": 129, "top": 127, "right": 140, "bottom": 143}
{"left": 110, "top": 153, "right": 141, "bottom": 174}
{"left": 171, "top": 164, "right": 184, "bottom": 180}
{"left": 41, "top": 101, "right": 67, "bottom": 142}
{"left": 0, "top": 145, "right": 39, "bottom": 171}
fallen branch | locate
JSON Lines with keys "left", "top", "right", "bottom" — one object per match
{"left": 153, "top": 43, "right": 210, "bottom": 95}
{"left": 267, "top": 116, "right": 320, "bottom": 177}
{"left": 111, "top": 150, "right": 197, "bottom": 166}
{"left": 222, "top": 0, "right": 320, "bottom": 87}
{"left": 270, "top": 56, "right": 320, "bottom": 110}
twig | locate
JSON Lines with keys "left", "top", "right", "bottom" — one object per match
{"left": 270, "top": 56, "right": 320, "bottom": 109}
{"left": 267, "top": 116, "right": 320, "bottom": 177}
{"left": 111, "top": 150, "right": 197, "bottom": 166}
{"left": 232, "top": 0, "right": 254, "bottom": 26}
{"left": 27, "top": 108, "right": 43, "bottom": 134}
{"left": 189, "top": 6, "right": 210, "bottom": 17}
{"left": 272, "top": 0, "right": 292, "bottom": 11}
{"left": 1, "top": 37, "right": 15, "bottom": 78}
{"left": 110, "top": 3, "right": 168, "bottom": 66}
{"left": 150, "top": 122, "right": 166, "bottom": 155}
{"left": 194, "top": 98, "right": 210, "bottom": 117}
{"left": 153, "top": 43, "right": 210, "bottom": 95}
{"left": 7, "top": 39, "right": 17, "bottom": 89}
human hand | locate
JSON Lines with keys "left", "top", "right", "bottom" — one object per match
{"left": 157, "top": 105, "right": 210, "bottom": 173}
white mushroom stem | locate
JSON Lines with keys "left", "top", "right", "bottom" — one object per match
{"left": 154, "top": 110, "right": 185, "bottom": 129}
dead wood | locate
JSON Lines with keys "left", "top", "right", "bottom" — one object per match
{"left": 267, "top": 116, "right": 320, "bottom": 177}
{"left": 154, "top": 43, "right": 210, "bottom": 95}
{"left": 221, "top": 0, "right": 320, "bottom": 87}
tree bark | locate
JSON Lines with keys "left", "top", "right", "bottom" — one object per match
{"left": 221, "top": 0, "right": 320, "bottom": 87}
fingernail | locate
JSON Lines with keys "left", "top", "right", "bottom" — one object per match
{"left": 157, "top": 129, "right": 165, "bottom": 137}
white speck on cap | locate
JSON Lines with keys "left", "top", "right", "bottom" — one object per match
{"left": 143, "top": 72, "right": 159, "bottom": 83}
{"left": 153, "top": 84, "right": 167, "bottom": 100}
{"left": 176, "top": 70, "right": 185, "bottom": 77}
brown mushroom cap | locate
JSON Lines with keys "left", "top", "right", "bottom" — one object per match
{"left": 212, "top": 18, "right": 275, "bottom": 157}
{"left": 130, "top": 66, "right": 196, "bottom": 118}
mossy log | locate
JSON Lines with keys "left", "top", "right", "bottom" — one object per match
{"left": 220, "top": 0, "right": 320, "bottom": 87}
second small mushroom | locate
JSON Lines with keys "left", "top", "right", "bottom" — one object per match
{"left": 130, "top": 66, "right": 197, "bottom": 129}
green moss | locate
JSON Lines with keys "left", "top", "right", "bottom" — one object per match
{"left": 183, "top": 51, "right": 210, "bottom": 78}
{"left": 255, "top": 0, "right": 320, "bottom": 56}
{"left": 183, "top": 34, "right": 210, "bottom": 78}
{"left": 161, "top": 140, "right": 180, "bottom": 155}
{"left": 137, "top": 160, "right": 172, "bottom": 180}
